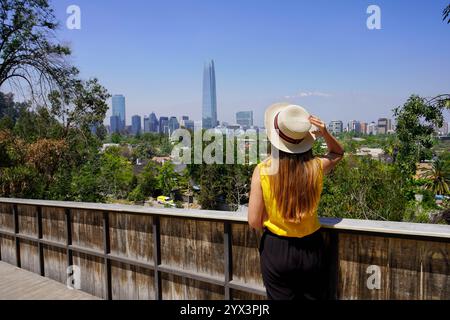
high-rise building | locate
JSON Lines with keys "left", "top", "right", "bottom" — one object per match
{"left": 149, "top": 112, "right": 159, "bottom": 132}
{"left": 131, "top": 115, "right": 141, "bottom": 135}
{"left": 236, "top": 111, "right": 253, "bottom": 128}
{"left": 143, "top": 116, "right": 150, "bottom": 133}
{"left": 202, "top": 60, "right": 218, "bottom": 129}
{"left": 159, "top": 116, "right": 169, "bottom": 135}
{"left": 180, "top": 116, "right": 194, "bottom": 131}
{"left": 328, "top": 120, "right": 343, "bottom": 135}
{"left": 168, "top": 116, "right": 180, "bottom": 134}
{"left": 110, "top": 115, "right": 120, "bottom": 134}
{"left": 360, "top": 122, "right": 368, "bottom": 135}
{"left": 112, "top": 95, "right": 126, "bottom": 131}
{"left": 347, "top": 120, "right": 361, "bottom": 133}
{"left": 368, "top": 122, "right": 377, "bottom": 135}
{"left": 377, "top": 118, "right": 388, "bottom": 134}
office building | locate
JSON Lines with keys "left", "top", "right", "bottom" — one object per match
{"left": 328, "top": 120, "right": 343, "bottom": 135}
{"left": 159, "top": 116, "right": 169, "bottom": 135}
{"left": 202, "top": 60, "right": 218, "bottom": 129}
{"left": 168, "top": 116, "right": 180, "bottom": 134}
{"left": 236, "top": 111, "right": 253, "bottom": 127}
{"left": 112, "top": 94, "right": 126, "bottom": 131}
{"left": 348, "top": 120, "right": 361, "bottom": 133}
{"left": 377, "top": 118, "right": 388, "bottom": 135}
{"left": 131, "top": 115, "right": 141, "bottom": 135}
{"left": 368, "top": 122, "right": 377, "bottom": 135}
{"left": 360, "top": 122, "right": 368, "bottom": 135}
{"left": 110, "top": 115, "right": 120, "bottom": 134}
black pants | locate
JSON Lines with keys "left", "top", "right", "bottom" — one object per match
{"left": 259, "top": 228, "right": 327, "bottom": 300}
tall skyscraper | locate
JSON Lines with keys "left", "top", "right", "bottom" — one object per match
{"left": 168, "top": 116, "right": 180, "bottom": 134}
{"left": 202, "top": 60, "right": 218, "bottom": 129}
{"left": 143, "top": 116, "right": 150, "bottom": 133}
{"left": 131, "top": 115, "right": 141, "bottom": 135}
{"left": 149, "top": 112, "right": 159, "bottom": 132}
{"left": 112, "top": 95, "right": 126, "bottom": 131}
{"left": 110, "top": 115, "right": 120, "bottom": 134}
{"left": 159, "top": 116, "right": 169, "bottom": 135}
{"left": 236, "top": 111, "right": 253, "bottom": 127}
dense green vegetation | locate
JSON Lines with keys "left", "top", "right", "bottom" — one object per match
{"left": 1, "top": 0, "right": 449, "bottom": 224}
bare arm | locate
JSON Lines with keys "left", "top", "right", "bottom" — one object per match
{"left": 309, "top": 115, "right": 345, "bottom": 174}
{"left": 248, "top": 166, "right": 267, "bottom": 230}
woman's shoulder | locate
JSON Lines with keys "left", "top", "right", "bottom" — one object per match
{"left": 257, "top": 156, "right": 272, "bottom": 176}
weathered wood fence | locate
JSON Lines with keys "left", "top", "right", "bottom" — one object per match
{"left": 0, "top": 198, "right": 449, "bottom": 300}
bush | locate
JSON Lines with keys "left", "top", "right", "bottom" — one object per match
{"left": 319, "top": 155, "right": 408, "bottom": 221}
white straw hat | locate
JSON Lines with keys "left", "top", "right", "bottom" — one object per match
{"left": 264, "top": 102, "right": 318, "bottom": 154}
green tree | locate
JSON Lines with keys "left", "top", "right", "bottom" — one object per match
{"left": 99, "top": 147, "right": 133, "bottom": 199}
{"left": 393, "top": 95, "right": 446, "bottom": 176}
{"left": 0, "top": 0, "right": 78, "bottom": 99}
{"left": 424, "top": 158, "right": 450, "bottom": 195}
{"left": 157, "top": 161, "right": 179, "bottom": 196}
{"left": 443, "top": 4, "right": 450, "bottom": 23}
{"left": 140, "top": 161, "right": 160, "bottom": 197}
{"left": 319, "top": 155, "right": 408, "bottom": 221}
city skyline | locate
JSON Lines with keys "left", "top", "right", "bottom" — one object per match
{"left": 46, "top": 0, "right": 450, "bottom": 126}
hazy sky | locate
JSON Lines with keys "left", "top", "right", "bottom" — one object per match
{"left": 48, "top": 0, "right": 450, "bottom": 126}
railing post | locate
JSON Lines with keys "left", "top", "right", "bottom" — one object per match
{"left": 103, "top": 211, "right": 112, "bottom": 300}
{"left": 224, "top": 221, "right": 233, "bottom": 300}
{"left": 12, "top": 204, "right": 20, "bottom": 268}
{"left": 36, "top": 206, "right": 44, "bottom": 276}
{"left": 65, "top": 208, "right": 73, "bottom": 268}
{"left": 327, "top": 230, "right": 339, "bottom": 300}
{"left": 152, "top": 215, "right": 162, "bottom": 300}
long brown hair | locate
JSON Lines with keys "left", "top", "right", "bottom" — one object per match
{"left": 268, "top": 148, "right": 323, "bottom": 223}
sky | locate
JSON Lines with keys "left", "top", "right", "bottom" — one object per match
{"left": 47, "top": 0, "right": 450, "bottom": 126}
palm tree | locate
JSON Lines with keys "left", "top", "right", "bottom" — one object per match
{"left": 424, "top": 158, "right": 450, "bottom": 195}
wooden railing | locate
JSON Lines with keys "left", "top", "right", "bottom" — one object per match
{"left": 0, "top": 198, "right": 449, "bottom": 300}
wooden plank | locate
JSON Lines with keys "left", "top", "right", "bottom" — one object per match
{"left": 0, "top": 235, "right": 15, "bottom": 265}
{"left": 0, "top": 261, "right": 99, "bottom": 300}
{"left": 72, "top": 252, "right": 106, "bottom": 299}
{"left": 109, "top": 212, "right": 153, "bottom": 263}
{"left": 41, "top": 207, "right": 66, "bottom": 244}
{"left": 231, "top": 223, "right": 264, "bottom": 287}
{"left": 0, "top": 203, "right": 13, "bottom": 232}
{"left": 161, "top": 272, "right": 224, "bottom": 300}
{"left": 19, "top": 239, "right": 40, "bottom": 274}
{"left": 110, "top": 261, "right": 155, "bottom": 300}
{"left": 338, "top": 233, "right": 390, "bottom": 299}
{"left": 17, "top": 204, "right": 37, "bottom": 237}
{"left": 71, "top": 209, "right": 103, "bottom": 252}
{"left": 421, "top": 240, "right": 450, "bottom": 299}
{"left": 160, "top": 217, "right": 224, "bottom": 278}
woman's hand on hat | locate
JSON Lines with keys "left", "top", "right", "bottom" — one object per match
{"left": 309, "top": 115, "right": 327, "bottom": 137}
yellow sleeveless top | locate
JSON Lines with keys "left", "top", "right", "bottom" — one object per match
{"left": 258, "top": 157, "right": 323, "bottom": 238}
